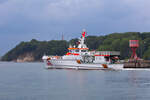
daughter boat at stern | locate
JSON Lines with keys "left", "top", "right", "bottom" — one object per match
{"left": 42, "top": 30, "right": 123, "bottom": 70}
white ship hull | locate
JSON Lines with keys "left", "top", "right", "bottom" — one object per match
{"left": 44, "top": 59, "right": 124, "bottom": 70}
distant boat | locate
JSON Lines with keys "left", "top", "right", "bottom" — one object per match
{"left": 42, "top": 30, "right": 123, "bottom": 70}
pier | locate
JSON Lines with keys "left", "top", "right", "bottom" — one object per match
{"left": 124, "top": 60, "right": 150, "bottom": 68}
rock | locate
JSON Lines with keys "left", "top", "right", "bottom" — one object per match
{"left": 16, "top": 53, "right": 34, "bottom": 62}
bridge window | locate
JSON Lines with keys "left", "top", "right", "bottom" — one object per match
{"left": 81, "top": 50, "right": 87, "bottom": 52}
{"left": 69, "top": 50, "right": 73, "bottom": 53}
{"left": 75, "top": 50, "right": 79, "bottom": 52}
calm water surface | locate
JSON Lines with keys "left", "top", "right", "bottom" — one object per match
{"left": 0, "top": 62, "right": 150, "bottom": 100}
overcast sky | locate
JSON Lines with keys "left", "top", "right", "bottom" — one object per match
{"left": 0, "top": 0, "right": 150, "bottom": 56}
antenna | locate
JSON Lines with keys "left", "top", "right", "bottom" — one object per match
{"left": 62, "top": 33, "right": 64, "bottom": 40}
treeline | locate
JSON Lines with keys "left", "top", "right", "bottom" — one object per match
{"left": 1, "top": 39, "right": 68, "bottom": 61}
{"left": 1, "top": 32, "right": 150, "bottom": 61}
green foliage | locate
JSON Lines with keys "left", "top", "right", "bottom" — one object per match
{"left": 85, "top": 36, "right": 104, "bottom": 50}
{"left": 1, "top": 39, "right": 68, "bottom": 61}
{"left": 143, "top": 47, "right": 150, "bottom": 60}
{"left": 97, "top": 32, "right": 147, "bottom": 59}
{"left": 69, "top": 38, "right": 78, "bottom": 47}
{"left": 1, "top": 32, "right": 150, "bottom": 61}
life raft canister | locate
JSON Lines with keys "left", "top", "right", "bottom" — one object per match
{"left": 54, "top": 56, "right": 59, "bottom": 59}
{"left": 102, "top": 64, "right": 108, "bottom": 68}
{"left": 76, "top": 60, "right": 81, "bottom": 64}
{"left": 47, "top": 57, "right": 51, "bottom": 60}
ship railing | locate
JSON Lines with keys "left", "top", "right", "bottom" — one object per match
{"left": 46, "top": 55, "right": 62, "bottom": 59}
{"left": 90, "top": 51, "right": 120, "bottom": 56}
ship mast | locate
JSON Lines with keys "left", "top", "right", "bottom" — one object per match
{"left": 77, "top": 29, "right": 88, "bottom": 49}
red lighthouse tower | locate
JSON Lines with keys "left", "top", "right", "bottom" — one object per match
{"left": 129, "top": 40, "right": 139, "bottom": 60}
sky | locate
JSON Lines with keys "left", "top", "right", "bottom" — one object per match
{"left": 0, "top": 0, "right": 150, "bottom": 56}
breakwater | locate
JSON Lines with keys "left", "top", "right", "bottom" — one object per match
{"left": 124, "top": 60, "right": 150, "bottom": 68}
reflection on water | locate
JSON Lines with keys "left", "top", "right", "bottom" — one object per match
{"left": 0, "top": 62, "right": 150, "bottom": 100}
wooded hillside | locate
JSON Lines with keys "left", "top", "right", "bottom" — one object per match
{"left": 1, "top": 32, "right": 150, "bottom": 61}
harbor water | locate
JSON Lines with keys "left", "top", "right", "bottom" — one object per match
{"left": 0, "top": 62, "right": 150, "bottom": 100}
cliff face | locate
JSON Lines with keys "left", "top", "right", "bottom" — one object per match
{"left": 16, "top": 53, "right": 34, "bottom": 62}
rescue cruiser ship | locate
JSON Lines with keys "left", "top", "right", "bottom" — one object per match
{"left": 42, "top": 30, "right": 123, "bottom": 70}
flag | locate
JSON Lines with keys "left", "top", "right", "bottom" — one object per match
{"left": 82, "top": 31, "right": 87, "bottom": 37}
